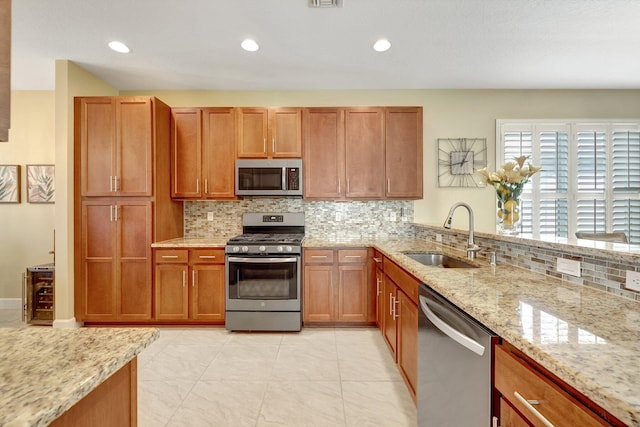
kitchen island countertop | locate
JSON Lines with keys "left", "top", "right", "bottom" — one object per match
{"left": 0, "top": 327, "right": 158, "bottom": 427}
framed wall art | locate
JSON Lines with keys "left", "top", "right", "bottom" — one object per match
{"left": 0, "top": 165, "right": 20, "bottom": 203}
{"left": 26, "top": 164, "right": 55, "bottom": 203}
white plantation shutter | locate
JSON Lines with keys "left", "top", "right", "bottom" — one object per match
{"left": 576, "top": 199, "right": 607, "bottom": 233}
{"left": 575, "top": 130, "right": 607, "bottom": 192}
{"left": 539, "top": 199, "right": 569, "bottom": 238}
{"left": 612, "top": 131, "right": 640, "bottom": 191}
{"left": 539, "top": 131, "right": 569, "bottom": 192}
{"left": 498, "top": 120, "right": 640, "bottom": 242}
{"left": 613, "top": 199, "right": 640, "bottom": 244}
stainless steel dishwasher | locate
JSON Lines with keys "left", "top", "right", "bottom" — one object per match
{"left": 418, "top": 284, "right": 498, "bottom": 426}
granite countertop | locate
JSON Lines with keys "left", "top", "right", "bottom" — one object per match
{"left": 306, "top": 237, "right": 640, "bottom": 426}
{"left": 151, "top": 237, "right": 231, "bottom": 248}
{"left": 0, "top": 327, "right": 158, "bottom": 427}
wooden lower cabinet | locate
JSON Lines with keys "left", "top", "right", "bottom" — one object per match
{"left": 375, "top": 254, "right": 418, "bottom": 402}
{"left": 51, "top": 358, "right": 138, "bottom": 427}
{"left": 495, "top": 343, "right": 623, "bottom": 427}
{"left": 81, "top": 200, "right": 152, "bottom": 322}
{"left": 153, "top": 248, "right": 225, "bottom": 323}
{"left": 303, "top": 248, "right": 372, "bottom": 324}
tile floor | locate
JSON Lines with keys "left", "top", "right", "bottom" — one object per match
{"left": 1, "top": 309, "right": 417, "bottom": 427}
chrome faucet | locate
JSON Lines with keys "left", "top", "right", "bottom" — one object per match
{"left": 443, "top": 202, "right": 481, "bottom": 260}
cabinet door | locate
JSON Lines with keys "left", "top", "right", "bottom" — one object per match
{"left": 154, "top": 264, "right": 189, "bottom": 320}
{"left": 191, "top": 265, "right": 225, "bottom": 320}
{"left": 345, "top": 108, "right": 385, "bottom": 198}
{"left": 237, "top": 108, "right": 268, "bottom": 158}
{"left": 303, "top": 108, "right": 345, "bottom": 199}
{"left": 303, "top": 265, "right": 335, "bottom": 322}
{"left": 269, "top": 108, "right": 302, "bottom": 157}
{"left": 385, "top": 107, "right": 423, "bottom": 199}
{"left": 397, "top": 290, "right": 418, "bottom": 396}
{"left": 202, "top": 108, "right": 236, "bottom": 198}
{"left": 338, "top": 265, "right": 368, "bottom": 322}
{"left": 171, "top": 108, "right": 202, "bottom": 198}
{"left": 79, "top": 97, "right": 116, "bottom": 197}
{"left": 116, "top": 201, "right": 152, "bottom": 320}
{"left": 115, "top": 98, "right": 153, "bottom": 196}
{"left": 81, "top": 201, "right": 116, "bottom": 320}
{"left": 499, "top": 398, "right": 530, "bottom": 427}
{"left": 382, "top": 277, "right": 397, "bottom": 356}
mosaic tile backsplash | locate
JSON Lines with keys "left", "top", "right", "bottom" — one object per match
{"left": 413, "top": 223, "right": 640, "bottom": 302}
{"left": 184, "top": 199, "right": 414, "bottom": 239}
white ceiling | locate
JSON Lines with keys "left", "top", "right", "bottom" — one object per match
{"left": 11, "top": 0, "right": 640, "bottom": 91}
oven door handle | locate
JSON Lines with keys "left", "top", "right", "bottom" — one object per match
{"left": 227, "top": 256, "right": 298, "bottom": 263}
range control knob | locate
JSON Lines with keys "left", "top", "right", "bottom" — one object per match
{"left": 277, "top": 246, "right": 284, "bottom": 252}
{"left": 241, "top": 246, "right": 249, "bottom": 253}
{"left": 285, "top": 246, "right": 293, "bottom": 252}
{"left": 259, "top": 245, "right": 266, "bottom": 252}
{"left": 232, "top": 246, "right": 240, "bottom": 253}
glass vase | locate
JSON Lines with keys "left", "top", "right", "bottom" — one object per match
{"left": 496, "top": 187, "right": 522, "bottom": 235}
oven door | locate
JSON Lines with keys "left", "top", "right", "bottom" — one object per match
{"left": 226, "top": 255, "right": 301, "bottom": 311}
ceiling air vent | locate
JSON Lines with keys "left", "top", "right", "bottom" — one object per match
{"left": 309, "top": 0, "right": 343, "bottom": 8}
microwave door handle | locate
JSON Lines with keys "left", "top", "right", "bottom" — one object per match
{"left": 282, "top": 167, "right": 287, "bottom": 190}
{"left": 419, "top": 295, "right": 485, "bottom": 356}
{"left": 228, "top": 257, "right": 298, "bottom": 263}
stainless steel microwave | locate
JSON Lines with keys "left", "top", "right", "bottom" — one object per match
{"left": 235, "top": 159, "right": 303, "bottom": 196}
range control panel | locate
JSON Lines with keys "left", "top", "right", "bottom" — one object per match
{"left": 262, "top": 215, "right": 284, "bottom": 223}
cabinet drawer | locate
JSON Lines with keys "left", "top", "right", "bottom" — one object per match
{"left": 495, "top": 345, "right": 607, "bottom": 427}
{"left": 338, "top": 249, "right": 368, "bottom": 264}
{"left": 305, "top": 249, "right": 334, "bottom": 264}
{"left": 384, "top": 258, "right": 418, "bottom": 303}
{"left": 155, "top": 249, "right": 188, "bottom": 263}
{"left": 190, "top": 248, "right": 225, "bottom": 264}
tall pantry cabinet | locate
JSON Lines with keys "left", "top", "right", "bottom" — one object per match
{"left": 74, "top": 96, "right": 183, "bottom": 323}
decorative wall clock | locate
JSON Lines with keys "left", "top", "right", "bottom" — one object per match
{"left": 437, "top": 138, "right": 487, "bottom": 187}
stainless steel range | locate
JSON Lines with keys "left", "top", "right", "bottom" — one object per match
{"left": 225, "top": 212, "right": 304, "bottom": 331}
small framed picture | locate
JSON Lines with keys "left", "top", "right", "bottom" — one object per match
{"left": 0, "top": 165, "right": 20, "bottom": 203}
{"left": 26, "top": 164, "right": 55, "bottom": 204}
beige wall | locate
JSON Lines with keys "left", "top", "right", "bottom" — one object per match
{"left": 127, "top": 89, "right": 640, "bottom": 232}
{"left": 53, "top": 60, "right": 117, "bottom": 322}
{"left": 0, "top": 91, "right": 55, "bottom": 301}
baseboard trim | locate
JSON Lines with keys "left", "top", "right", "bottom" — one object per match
{"left": 53, "top": 317, "right": 83, "bottom": 329}
{"left": 0, "top": 298, "right": 21, "bottom": 309}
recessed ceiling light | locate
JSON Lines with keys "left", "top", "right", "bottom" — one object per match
{"left": 241, "top": 39, "right": 260, "bottom": 52}
{"left": 108, "top": 41, "right": 130, "bottom": 54}
{"left": 373, "top": 39, "right": 391, "bottom": 52}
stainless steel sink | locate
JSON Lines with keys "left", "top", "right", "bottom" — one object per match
{"left": 403, "top": 252, "right": 479, "bottom": 268}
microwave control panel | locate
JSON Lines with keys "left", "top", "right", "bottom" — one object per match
{"left": 287, "top": 168, "right": 300, "bottom": 190}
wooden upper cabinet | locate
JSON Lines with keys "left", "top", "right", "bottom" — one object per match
{"left": 171, "top": 108, "right": 202, "bottom": 198}
{"left": 303, "top": 108, "right": 345, "bottom": 199}
{"left": 78, "top": 97, "right": 153, "bottom": 197}
{"left": 171, "top": 107, "right": 236, "bottom": 199}
{"left": 345, "top": 108, "right": 385, "bottom": 198}
{"left": 269, "top": 108, "right": 302, "bottom": 157}
{"left": 237, "top": 107, "right": 301, "bottom": 158}
{"left": 202, "top": 108, "right": 236, "bottom": 198}
{"left": 385, "top": 107, "right": 423, "bottom": 199}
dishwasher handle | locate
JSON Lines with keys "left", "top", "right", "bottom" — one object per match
{"left": 419, "top": 295, "right": 486, "bottom": 356}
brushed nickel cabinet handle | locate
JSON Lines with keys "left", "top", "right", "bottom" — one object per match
{"left": 161, "top": 255, "right": 179, "bottom": 259}
{"left": 192, "top": 270, "right": 195, "bottom": 287}
{"left": 387, "top": 179, "right": 391, "bottom": 193}
{"left": 199, "top": 255, "right": 217, "bottom": 259}
{"left": 263, "top": 138, "right": 266, "bottom": 153}
{"left": 109, "top": 175, "right": 114, "bottom": 192}
{"left": 272, "top": 137, "right": 275, "bottom": 153}
{"left": 182, "top": 271, "right": 186, "bottom": 287}
{"left": 389, "top": 294, "right": 394, "bottom": 316}
{"left": 196, "top": 178, "right": 199, "bottom": 193}
{"left": 205, "top": 179, "right": 208, "bottom": 194}
{"left": 514, "top": 392, "right": 554, "bottom": 427}
{"left": 345, "top": 255, "right": 361, "bottom": 258}
{"left": 394, "top": 299, "right": 400, "bottom": 319}
{"left": 311, "top": 255, "right": 327, "bottom": 259}
{"left": 114, "top": 176, "right": 119, "bottom": 192}
{"left": 373, "top": 257, "right": 382, "bottom": 263}
{"left": 109, "top": 205, "right": 114, "bottom": 222}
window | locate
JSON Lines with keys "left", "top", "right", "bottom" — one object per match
{"left": 497, "top": 120, "right": 640, "bottom": 244}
